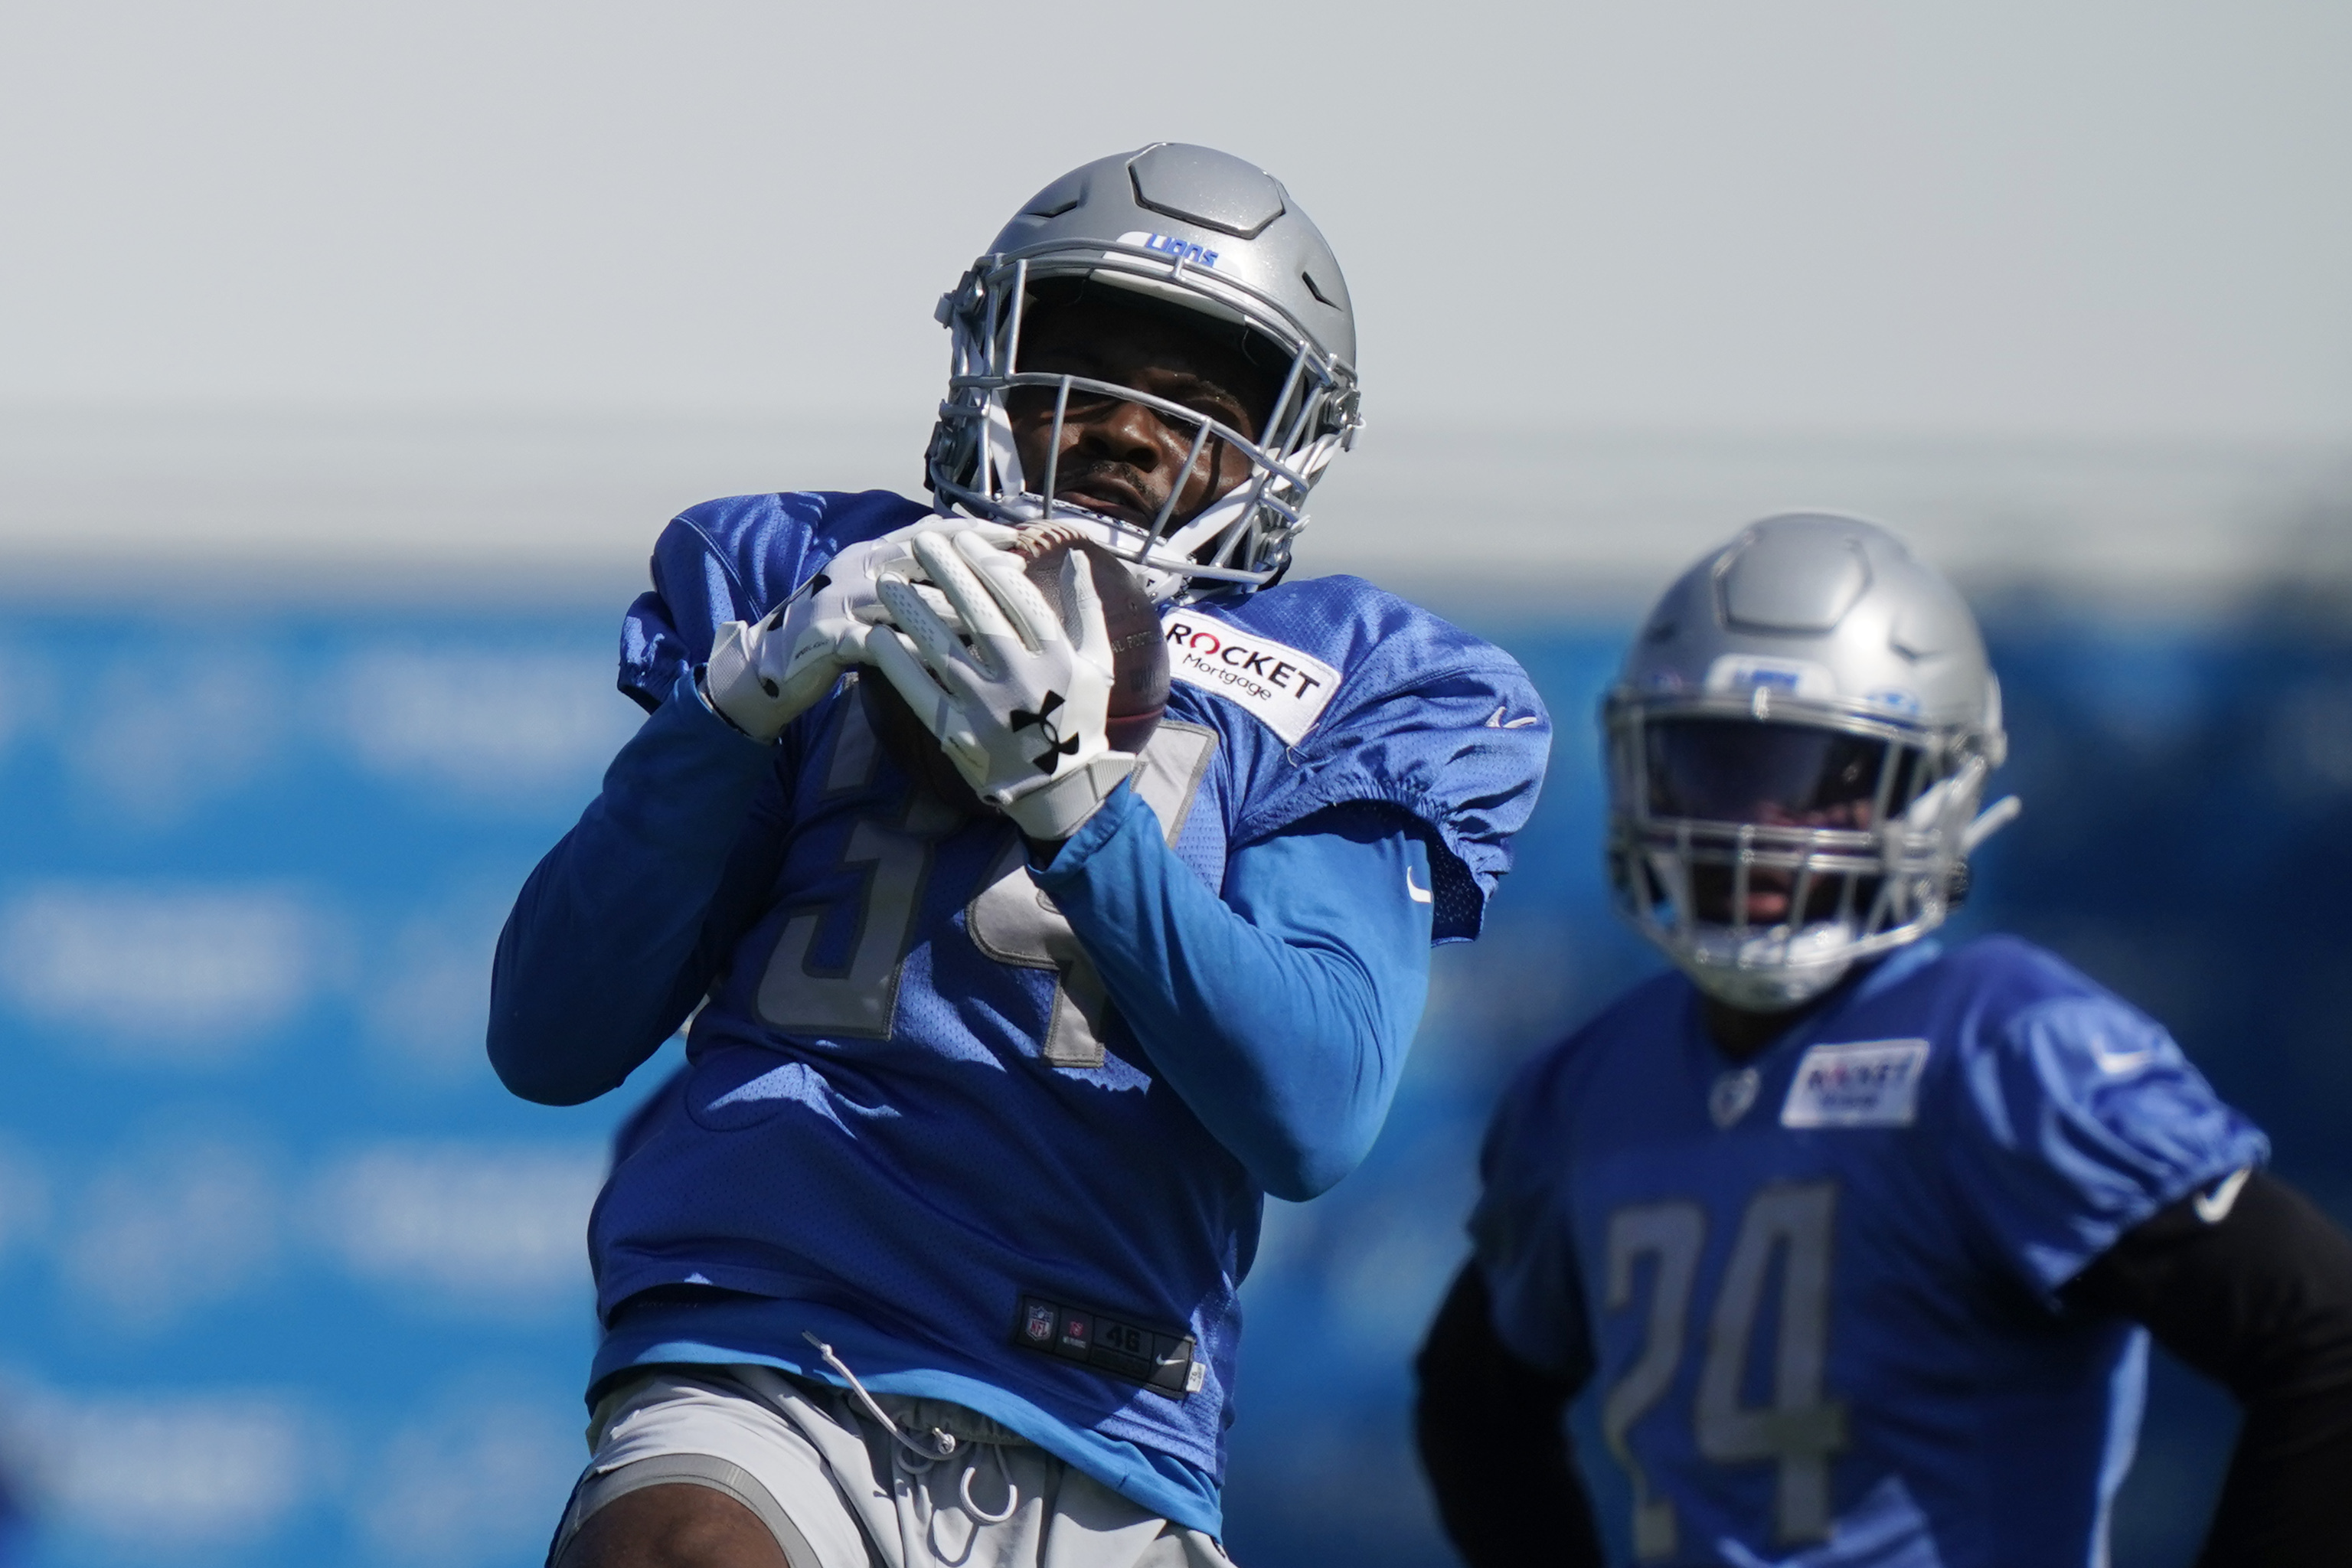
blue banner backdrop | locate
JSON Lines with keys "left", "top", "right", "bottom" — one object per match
{"left": 0, "top": 596, "right": 2344, "bottom": 1567}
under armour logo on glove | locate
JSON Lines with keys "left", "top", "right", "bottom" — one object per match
{"left": 1010, "top": 691, "right": 1081, "bottom": 773}
{"left": 865, "top": 529, "right": 1137, "bottom": 841}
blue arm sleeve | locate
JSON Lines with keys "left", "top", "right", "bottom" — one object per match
{"left": 488, "top": 671, "right": 783, "bottom": 1106}
{"left": 1036, "top": 789, "right": 1435, "bottom": 1201}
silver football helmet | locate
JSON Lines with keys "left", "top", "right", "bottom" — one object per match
{"left": 1604, "top": 514, "right": 2020, "bottom": 1011}
{"left": 924, "top": 144, "right": 1362, "bottom": 603}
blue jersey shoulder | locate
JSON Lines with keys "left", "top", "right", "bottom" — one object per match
{"left": 1907, "top": 935, "right": 2268, "bottom": 1291}
{"left": 1168, "top": 574, "right": 1553, "bottom": 942}
{"left": 1497, "top": 967, "right": 1685, "bottom": 1123}
{"left": 1209, "top": 573, "right": 1548, "bottom": 736}
{"left": 1897, "top": 936, "right": 2225, "bottom": 1118}
{"left": 1913, "top": 933, "right": 2121, "bottom": 1021}
{"left": 1498, "top": 937, "right": 2083, "bottom": 1090}
{"left": 618, "top": 490, "right": 932, "bottom": 710}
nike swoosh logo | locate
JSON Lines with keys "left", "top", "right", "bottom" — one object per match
{"left": 1482, "top": 706, "right": 1540, "bottom": 730}
{"left": 1406, "top": 867, "right": 1432, "bottom": 904}
{"left": 2194, "top": 1166, "right": 2252, "bottom": 1225}
{"left": 2090, "top": 1040, "right": 2156, "bottom": 1075}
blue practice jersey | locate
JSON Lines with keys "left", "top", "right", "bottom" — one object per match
{"left": 577, "top": 491, "right": 1550, "bottom": 1525}
{"left": 1475, "top": 936, "right": 2267, "bottom": 1568}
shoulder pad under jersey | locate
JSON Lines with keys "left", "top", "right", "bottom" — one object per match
{"left": 617, "top": 490, "right": 933, "bottom": 712}
{"left": 1488, "top": 969, "right": 1684, "bottom": 1145}
{"left": 1926, "top": 935, "right": 2267, "bottom": 1296}
{"left": 1164, "top": 574, "right": 1553, "bottom": 941}
{"left": 1913, "top": 936, "right": 2126, "bottom": 1033}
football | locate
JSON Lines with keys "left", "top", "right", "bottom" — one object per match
{"left": 861, "top": 524, "right": 1169, "bottom": 815}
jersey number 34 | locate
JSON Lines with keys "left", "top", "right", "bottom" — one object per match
{"left": 758, "top": 691, "right": 1218, "bottom": 1065}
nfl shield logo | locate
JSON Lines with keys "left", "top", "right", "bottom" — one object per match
{"left": 1710, "top": 1067, "right": 1762, "bottom": 1129}
{"left": 1024, "top": 1303, "right": 1055, "bottom": 1344}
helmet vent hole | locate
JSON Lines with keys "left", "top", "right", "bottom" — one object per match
{"left": 1301, "top": 270, "right": 1338, "bottom": 308}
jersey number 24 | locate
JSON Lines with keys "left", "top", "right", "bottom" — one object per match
{"left": 1602, "top": 1181, "right": 1847, "bottom": 1560}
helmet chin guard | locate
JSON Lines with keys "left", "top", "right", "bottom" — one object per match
{"left": 925, "top": 145, "right": 1361, "bottom": 604}
{"left": 1678, "top": 922, "right": 1861, "bottom": 1011}
{"left": 1605, "top": 514, "right": 2019, "bottom": 1014}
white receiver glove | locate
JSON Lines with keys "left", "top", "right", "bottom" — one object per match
{"left": 865, "top": 529, "right": 1135, "bottom": 841}
{"left": 701, "top": 517, "right": 1014, "bottom": 742}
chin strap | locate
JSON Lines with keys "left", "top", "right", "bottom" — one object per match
{"left": 1961, "top": 795, "right": 2022, "bottom": 855}
{"left": 1897, "top": 756, "right": 2021, "bottom": 861}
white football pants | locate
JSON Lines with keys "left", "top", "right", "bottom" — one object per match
{"left": 547, "top": 1366, "right": 1233, "bottom": 1568}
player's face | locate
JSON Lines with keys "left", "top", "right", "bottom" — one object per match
{"left": 1645, "top": 720, "right": 1913, "bottom": 925}
{"left": 1008, "top": 297, "right": 1279, "bottom": 531}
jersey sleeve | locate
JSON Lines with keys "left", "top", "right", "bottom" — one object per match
{"left": 1040, "top": 792, "right": 1433, "bottom": 1201}
{"left": 1942, "top": 989, "right": 2270, "bottom": 1302}
{"left": 1468, "top": 1049, "right": 1596, "bottom": 1380}
{"left": 1220, "top": 579, "right": 1553, "bottom": 942}
{"left": 616, "top": 490, "right": 932, "bottom": 712}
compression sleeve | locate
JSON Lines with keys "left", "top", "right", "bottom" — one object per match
{"left": 1036, "top": 788, "right": 1435, "bottom": 1201}
{"left": 488, "top": 672, "right": 784, "bottom": 1105}
{"left": 1414, "top": 1263, "right": 1605, "bottom": 1568}
{"left": 2063, "top": 1170, "right": 2352, "bottom": 1566}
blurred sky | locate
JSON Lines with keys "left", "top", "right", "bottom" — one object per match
{"left": 5, "top": 0, "right": 2349, "bottom": 443}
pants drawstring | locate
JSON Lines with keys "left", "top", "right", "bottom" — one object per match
{"left": 801, "top": 1331, "right": 959, "bottom": 1463}
{"left": 799, "top": 1331, "right": 1023, "bottom": 1564}
{"left": 959, "top": 1442, "right": 1018, "bottom": 1525}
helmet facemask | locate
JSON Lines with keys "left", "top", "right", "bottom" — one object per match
{"left": 1605, "top": 701, "right": 1998, "bottom": 1011}
{"left": 926, "top": 242, "right": 1361, "bottom": 604}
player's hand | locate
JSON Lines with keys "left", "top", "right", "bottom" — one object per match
{"left": 702, "top": 518, "right": 1013, "bottom": 742}
{"left": 865, "top": 529, "right": 1135, "bottom": 841}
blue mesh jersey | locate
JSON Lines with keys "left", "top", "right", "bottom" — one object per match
{"left": 580, "top": 491, "right": 1551, "bottom": 1526}
{"left": 1474, "top": 936, "right": 2268, "bottom": 1568}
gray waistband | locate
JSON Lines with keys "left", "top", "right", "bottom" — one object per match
{"left": 867, "top": 1393, "right": 1033, "bottom": 1449}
